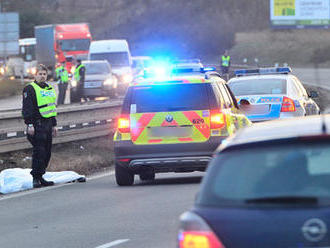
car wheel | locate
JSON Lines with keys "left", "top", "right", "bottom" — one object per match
{"left": 115, "top": 164, "right": 134, "bottom": 186}
{"left": 139, "top": 171, "right": 155, "bottom": 181}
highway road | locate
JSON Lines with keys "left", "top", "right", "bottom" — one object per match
{"left": 1, "top": 67, "right": 330, "bottom": 111}
{"left": 0, "top": 171, "right": 202, "bottom": 248}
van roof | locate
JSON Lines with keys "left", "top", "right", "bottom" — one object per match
{"left": 89, "top": 40, "right": 129, "bottom": 53}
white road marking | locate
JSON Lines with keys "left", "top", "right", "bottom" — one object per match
{"left": 0, "top": 170, "right": 114, "bottom": 201}
{"left": 95, "top": 239, "right": 129, "bottom": 248}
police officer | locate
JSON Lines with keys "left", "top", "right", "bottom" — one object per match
{"left": 22, "top": 64, "right": 57, "bottom": 188}
{"left": 221, "top": 50, "right": 231, "bottom": 81}
{"left": 74, "top": 59, "right": 86, "bottom": 102}
{"left": 57, "top": 61, "right": 69, "bottom": 105}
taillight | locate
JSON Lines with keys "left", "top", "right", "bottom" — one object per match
{"left": 210, "top": 110, "right": 226, "bottom": 129}
{"left": 178, "top": 211, "right": 225, "bottom": 248}
{"left": 281, "top": 97, "right": 296, "bottom": 112}
{"left": 117, "top": 115, "right": 130, "bottom": 133}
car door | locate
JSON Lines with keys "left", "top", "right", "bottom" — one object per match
{"left": 293, "top": 77, "right": 317, "bottom": 115}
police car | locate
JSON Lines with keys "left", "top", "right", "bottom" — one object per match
{"left": 113, "top": 65, "right": 251, "bottom": 186}
{"left": 227, "top": 67, "right": 320, "bottom": 122}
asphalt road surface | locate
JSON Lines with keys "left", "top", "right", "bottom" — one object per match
{"left": 0, "top": 171, "right": 202, "bottom": 248}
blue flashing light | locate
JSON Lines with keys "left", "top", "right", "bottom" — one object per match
{"left": 235, "top": 67, "right": 292, "bottom": 77}
{"left": 202, "top": 67, "right": 216, "bottom": 72}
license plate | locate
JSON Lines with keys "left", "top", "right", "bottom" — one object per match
{"left": 148, "top": 126, "right": 192, "bottom": 138}
{"left": 84, "top": 81, "right": 102, "bottom": 88}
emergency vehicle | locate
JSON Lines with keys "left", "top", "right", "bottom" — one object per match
{"left": 113, "top": 65, "right": 251, "bottom": 186}
{"left": 228, "top": 67, "right": 320, "bottom": 122}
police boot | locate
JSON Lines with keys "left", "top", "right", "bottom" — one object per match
{"left": 33, "top": 177, "right": 42, "bottom": 188}
{"left": 39, "top": 177, "right": 54, "bottom": 187}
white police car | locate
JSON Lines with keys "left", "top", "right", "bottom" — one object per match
{"left": 227, "top": 67, "right": 320, "bottom": 122}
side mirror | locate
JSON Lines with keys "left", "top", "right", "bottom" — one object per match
{"left": 308, "top": 91, "right": 318, "bottom": 98}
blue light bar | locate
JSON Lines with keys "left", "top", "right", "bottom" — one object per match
{"left": 235, "top": 67, "right": 292, "bottom": 77}
{"left": 202, "top": 67, "right": 216, "bottom": 72}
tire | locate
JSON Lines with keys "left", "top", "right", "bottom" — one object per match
{"left": 115, "top": 164, "right": 134, "bottom": 186}
{"left": 139, "top": 171, "right": 155, "bottom": 181}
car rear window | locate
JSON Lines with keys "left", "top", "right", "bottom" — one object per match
{"left": 129, "top": 83, "right": 210, "bottom": 113}
{"left": 228, "top": 78, "right": 287, "bottom": 96}
{"left": 197, "top": 142, "right": 330, "bottom": 207}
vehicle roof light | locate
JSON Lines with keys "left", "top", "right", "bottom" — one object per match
{"left": 235, "top": 67, "right": 292, "bottom": 77}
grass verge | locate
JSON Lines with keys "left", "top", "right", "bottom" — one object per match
{"left": 0, "top": 135, "right": 115, "bottom": 176}
{"left": 0, "top": 78, "right": 25, "bottom": 98}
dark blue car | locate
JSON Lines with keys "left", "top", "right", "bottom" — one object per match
{"left": 179, "top": 115, "right": 330, "bottom": 248}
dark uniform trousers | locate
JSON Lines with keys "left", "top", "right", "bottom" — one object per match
{"left": 58, "top": 83, "right": 68, "bottom": 105}
{"left": 27, "top": 118, "right": 53, "bottom": 178}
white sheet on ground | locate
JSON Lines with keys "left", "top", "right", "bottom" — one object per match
{"left": 0, "top": 168, "right": 85, "bottom": 194}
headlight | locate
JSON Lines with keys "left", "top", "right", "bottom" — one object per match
{"left": 104, "top": 78, "right": 113, "bottom": 86}
{"left": 0, "top": 67, "right": 5, "bottom": 75}
{"left": 122, "top": 74, "right": 133, "bottom": 83}
{"left": 71, "top": 80, "right": 77, "bottom": 87}
{"left": 30, "top": 67, "right": 37, "bottom": 75}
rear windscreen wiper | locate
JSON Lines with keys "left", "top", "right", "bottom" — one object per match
{"left": 245, "top": 196, "right": 318, "bottom": 204}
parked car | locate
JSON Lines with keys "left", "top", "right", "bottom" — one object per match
{"left": 179, "top": 115, "right": 330, "bottom": 248}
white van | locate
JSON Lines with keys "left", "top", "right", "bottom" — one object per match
{"left": 88, "top": 40, "right": 133, "bottom": 93}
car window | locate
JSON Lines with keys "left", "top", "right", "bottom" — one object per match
{"left": 84, "top": 63, "right": 110, "bottom": 74}
{"left": 293, "top": 77, "right": 308, "bottom": 98}
{"left": 289, "top": 78, "right": 301, "bottom": 97}
{"left": 197, "top": 142, "right": 330, "bottom": 207}
{"left": 219, "top": 83, "right": 233, "bottom": 108}
{"left": 130, "top": 83, "right": 210, "bottom": 113}
{"left": 228, "top": 78, "right": 287, "bottom": 96}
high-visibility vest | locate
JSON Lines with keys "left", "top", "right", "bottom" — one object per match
{"left": 222, "top": 55, "right": 231, "bottom": 67}
{"left": 74, "top": 64, "right": 85, "bottom": 81}
{"left": 55, "top": 66, "right": 63, "bottom": 79}
{"left": 59, "top": 67, "right": 69, "bottom": 83}
{"left": 30, "top": 82, "right": 57, "bottom": 118}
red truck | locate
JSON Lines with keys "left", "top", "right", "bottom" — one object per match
{"left": 35, "top": 23, "right": 92, "bottom": 76}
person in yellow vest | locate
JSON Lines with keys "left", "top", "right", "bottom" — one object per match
{"left": 74, "top": 59, "right": 87, "bottom": 102}
{"left": 22, "top": 64, "right": 57, "bottom": 188}
{"left": 221, "top": 50, "right": 231, "bottom": 81}
{"left": 57, "top": 61, "right": 69, "bottom": 105}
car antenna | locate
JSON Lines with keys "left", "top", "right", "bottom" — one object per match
{"left": 314, "top": 62, "right": 327, "bottom": 134}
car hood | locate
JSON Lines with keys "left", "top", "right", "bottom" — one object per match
{"left": 84, "top": 74, "right": 111, "bottom": 81}
{"left": 112, "top": 66, "right": 132, "bottom": 76}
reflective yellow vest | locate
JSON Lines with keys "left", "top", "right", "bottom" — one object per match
{"left": 222, "top": 56, "right": 231, "bottom": 67}
{"left": 74, "top": 64, "right": 85, "bottom": 81}
{"left": 30, "top": 82, "right": 57, "bottom": 118}
{"left": 55, "top": 66, "right": 63, "bottom": 79}
{"left": 59, "top": 67, "right": 69, "bottom": 83}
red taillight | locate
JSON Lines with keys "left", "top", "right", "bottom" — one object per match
{"left": 179, "top": 231, "right": 224, "bottom": 248}
{"left": 281, "top": 97, "right": 296, "bottom": 112}
{"left": 210, "top": 110, "right": 226, "bottom": 129}
{"left": 179, "top": 212, "right": 225, "bottom": 248}
{"left": 117, "top": 115, "right": 130, "bottom": 133}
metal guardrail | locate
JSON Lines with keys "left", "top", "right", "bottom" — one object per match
{"left": 0, "top": 100, "right": 122, "bottom": 153}
{"left": 0, "top": 64, "right": 256, "bottom": 153}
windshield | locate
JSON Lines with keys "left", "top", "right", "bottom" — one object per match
{"left": 197, "top": 142, "right": 330, "bottom": 207}
{"left": 90, "top": 52, "right": 129, "bottom": 67}
{"left": 60, "top": 39, "right": 91, "bottom": 51}
{"left": 84, "top": 63, "right": 110, "bottom": 75}
{"left": 131, "top": 83, "right": 210, "bottom": 113}
{"left": 228, "top": 78, "right": 287, "bottom": 96}
{"left": 19, "top": 44, "right": 36, "bottom": 61}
